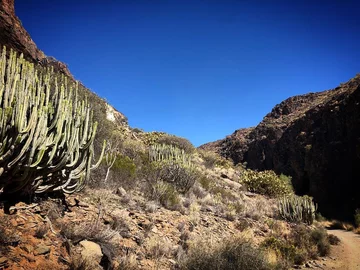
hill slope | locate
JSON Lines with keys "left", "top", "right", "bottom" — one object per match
{"left": 0, "top": 0, "right": 128, "bottom": 131}
{"left": 201, "top": 75, "right": 360, "bottom": 220}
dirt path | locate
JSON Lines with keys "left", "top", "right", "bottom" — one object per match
{"left": 323, "top": 230, "right": 360, "bottom": 270}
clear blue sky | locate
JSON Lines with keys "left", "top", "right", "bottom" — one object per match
{"left": 15, "top": 0, "right": 360, "bottom": 146}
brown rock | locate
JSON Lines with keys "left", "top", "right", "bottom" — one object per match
{"left": 21, "top": 244, "right": 34, "bottom": 253}
{"left": 116, "top": 187, "right": 127, "bottom": 197}
{"left": 79, "top": 240, "right": 103, "bottom": 264}
{"left": 34, "top": 244, "right": 50, "bottom": 256}
{"left": 0, "top": 257, "right": 8, "bottom": 264}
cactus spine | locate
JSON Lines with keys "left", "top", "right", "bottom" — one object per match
{"left": 0, "top": 47, "right": 105, "bottom": 195}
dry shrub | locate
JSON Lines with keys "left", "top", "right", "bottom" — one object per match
{"left": 115, "top": 254, "right": 138, "bottom": 270}
{"left": 34, "top": 224, "right": 49, "bottom": 239}
{"left": 180, "top": 236, "right": 272, "bottom": 270}
{"left": 111, "top": 215, "right": 132, "bottom": 239}
{"left": 145, "top": 201, "right": 159, "bottom": 213}
{"left": 61, "top": 219, "right": 118, "bottom": 248}
{"left": 327, "top": 234, "right": 341, "bottom": 245}
{"left": 198, "top": 176, "right": 214, "bottom": 190}
{"left": 150, "top": 181, "right": 182, "bottom": 210}
{"left": 69, "top": 253, "right": 93, "bottom": 270}
{"left": 329, "top": 220, "right": 354, "bottom": 231}
{"left": 243, "top": 197, "right": 275, "bottom": 220}
{"left": 0, "top": 216, "right": 20, "bottom": 255}
{"left": 146, "top": 236, "right": 172, "bottom": 259}
{"left": 262, "top": 224, "right": 332, "bottom": 266}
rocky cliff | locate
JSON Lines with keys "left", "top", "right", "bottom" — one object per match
{"left": 0, "top": 0, "right": 128, "bottom": 128}
{"left": 201, "top": 75, "right": 360, "bottom": 220}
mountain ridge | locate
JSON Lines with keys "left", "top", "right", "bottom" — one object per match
{"left": 200, "top": 74, "right": 360, "bottom": 219}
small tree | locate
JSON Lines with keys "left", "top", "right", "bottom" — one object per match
{"left": 103, "top": 142, "right": 119, "bottom": 183}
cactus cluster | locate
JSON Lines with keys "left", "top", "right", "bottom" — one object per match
{"left": 0, "top": 47, "right": 105, "bottom": 195}
{"left": 148, "top": 144, "right": 197, "bottom": 193}
{"left": 278, "top": 195, "right": 317, "bottom": 225}
{"left": 149, "top": 143, "right": 192, "bottom": 166}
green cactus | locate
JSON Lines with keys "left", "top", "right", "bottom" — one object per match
{"left": 278, "top": 195, "right": 317, "bottom": 225}
{"left": 0, "top": 47, "right": 105, "bottom": 195}
{"left": 148, "top": 144, "right": 197, "bottom": 193}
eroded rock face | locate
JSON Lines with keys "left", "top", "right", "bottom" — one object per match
{"left": 201, "top": 75, "right": 360, "bottom": 220}
{"left": 0, "top": 0, "right": 71, "bottom": 76}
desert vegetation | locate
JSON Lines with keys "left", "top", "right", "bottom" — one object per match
{"left": 0, "top": 46, "right": 341, "bottom": 270}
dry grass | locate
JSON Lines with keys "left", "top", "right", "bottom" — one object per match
{"left": 0, "top": 216, "right": 20, "bottom": 255}
{"left": 328, "top": 220, "right": 355, "bottom": 231}
{"left": 179, "top": 236, "right": 272, "bottom": 270}
{"left": 146, "top": 235, "right": 173, "bottom": 259}
{"left": 60, "top": 218, "right": 119, "bottom": 249}
{"left": 115, "top": 254, "right": 138, "bottom": 270}
{"left": 243, "top": 196, "right": 276, "bottom": 221}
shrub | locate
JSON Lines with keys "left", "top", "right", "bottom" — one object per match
{"left": 0, "top": 217, "right": 20, "bottom": 254}
{"left": 156, "top": 134, "right": 195, "bottom": 153}
{"left": 112, "top": 155, "right": 137, "bottom": 185}
{"left": 310, "top": 227, "right": 330, "bottom": 256}
{"left": 146, "top": 235, "right": 172, "bottom": 259}
{"left": 148, "top": 144, "right": 197, "bottom": 193}
{"left": 354, "top": 209, "right": 360, "bottom": 228}
{"left": 263, "top": 225, "right": 332, "bottom": 266}
{"left": 150, "top": 182, "right": 181, "bottom": 210}
{"left": 180, "top": 237, "right": 272, "bottom": 270}
{"left": 278, "top": 195, "right": 317, "bottom": 225}
{"left": 261, "top": 236, "right": 298, "bottom": 264}
{"left": 327, "top": 234, "right": 341, "bottom": 245}
{"left": 60, "top": 219, "right": 118, "bottom": 247}
{"left": 241, "top": 170, "right": 293, "bottom": 197}
{"left": 198, "top": 176, "right": 214, "bottom": 190}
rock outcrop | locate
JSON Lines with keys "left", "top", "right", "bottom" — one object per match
{"left": 0, "top": 0, "right": 128, "bottom": 128}
{"left": 0, "top": 0, "right": 72, "bottom": 76}
{"left": 201, "top": 75, "right": 360, "bottom": 220}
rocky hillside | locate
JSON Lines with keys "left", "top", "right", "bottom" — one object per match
{"left": 201, "top": 75, "right": 360, "bottom": 220}
{"left": 0, "top": 0, "right": 128, "bottom": 133}
{"left": 0, "top": 1, "right": 353, "bottom": 269}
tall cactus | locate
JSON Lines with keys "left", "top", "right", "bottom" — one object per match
{"left": 0, "top": 47, "right": 105, "bottom": 195}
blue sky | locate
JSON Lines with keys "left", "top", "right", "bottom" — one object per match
{"left": 15, "top": 0, "right": 360, "bottom": 146}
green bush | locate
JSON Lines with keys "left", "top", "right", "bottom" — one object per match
{"left": 241, "top": 170, "right": 293, "bottom": 197}
{"left": 180, "top": 237, "right": 273, "bottom": 270}
{"left": 112, "top": 154, "right": 137, "bottom": 187}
